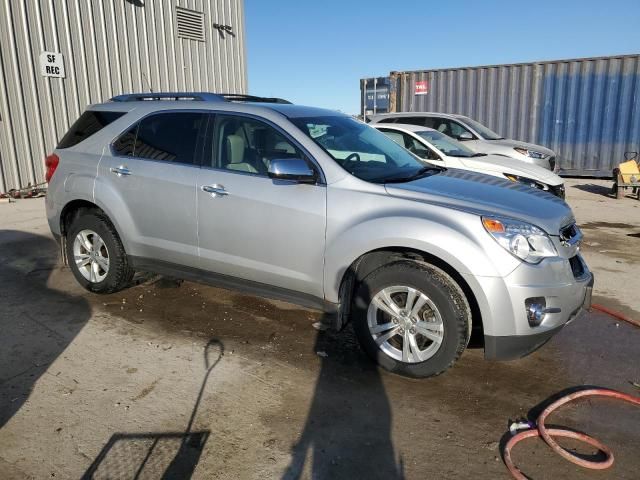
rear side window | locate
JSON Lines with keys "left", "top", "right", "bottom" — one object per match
{"left": 132, "top": 112, "right": 206, "bottom": 164}
{"left": 57, "top": 110, "right": 125, "bottom": 149}
{"left": 397, "top": 117, "right": 429, "bottom": 127}
{"left": 112, "top": 124, "right": 138, "bottom": 156}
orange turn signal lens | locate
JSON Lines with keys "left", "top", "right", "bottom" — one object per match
{"left": 482, "top": 218, "right": 505, "bottom": 233}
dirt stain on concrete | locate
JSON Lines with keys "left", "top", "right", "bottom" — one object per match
{"left": 131, "top": 378, "right": 159, "bottom": 401}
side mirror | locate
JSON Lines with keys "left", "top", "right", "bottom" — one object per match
{"left": 268, "top": 158, "right": 317, "bottom": 184}
{"left": 457, "top": 131, "right": 474, "bottom": 141}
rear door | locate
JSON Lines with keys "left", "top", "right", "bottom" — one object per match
{"left": 196, "top": 113, "right": 326, "bottom": 298}
{"left": 97, "top": 111, "right": 207, "bottom": 268}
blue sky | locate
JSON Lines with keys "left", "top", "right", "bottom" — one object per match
{"left": 245, "top": 0, "right": 639, "bottom": 114}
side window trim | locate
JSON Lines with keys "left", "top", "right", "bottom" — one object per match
{"left": 201, "top": 111, "right": 326, "bottom": 184}
{"left": 109, "top": 109, "right": 209, "bottom": 166}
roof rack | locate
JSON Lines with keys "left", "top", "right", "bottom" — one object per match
{"left": 221, "top": 94, "right": 292, "bottom": 104}
{"left": 110, "top": 92, "right": 292, "bottom": 104}
{"left": 110, "top": 92, "right": 225, "bottom": 102}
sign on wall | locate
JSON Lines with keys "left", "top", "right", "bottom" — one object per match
{"left": 415, "top": 80, "right": 429, "bottom": 95}
{"left": 39, "top": 52, "right": 65, "bottom": 78}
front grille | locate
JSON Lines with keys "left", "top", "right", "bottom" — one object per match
{"left": 549, "top": 157, "right": 556, "bottom": 171}
{"left": 569, "top": 255, "right": 585, "bottom": 278}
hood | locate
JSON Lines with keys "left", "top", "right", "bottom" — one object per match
{"left": 384, "top": 168, "right": 573, "bottom": 235}
{"left": 489, "top": 138, "right": 555, "bottom": 157}
{"left": 459, "top": 155, "right": 562, "bottom": 185}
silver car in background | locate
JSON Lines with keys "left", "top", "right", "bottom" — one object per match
{"left": 45, "top": 93, "right": 591, "bottom": 378}
{"left": 369, "top": 112, "right": 557, "bottom": 171}
{"left": 373, "top": 123, "right": 565, "bottom": 198}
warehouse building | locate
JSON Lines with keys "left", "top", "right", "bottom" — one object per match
{"left": 0, "top": 0, "right": 247, "bottom": 193}
{"left": 361, "top": 54, "right": 640, "bottom": 176}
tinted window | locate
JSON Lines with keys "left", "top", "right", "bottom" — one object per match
{"left": 397, "top": 117, "right": 429, "bottom": 127}
{"left": 206, "top": 114, "right": 302, "bottom": 175}
{"left": 379, "top": 129, "right": 439, "bottom": 161}
{"left": 292, "top": 116, "right": 439, "bottom": 183}
{"left": 431, "top": 118, "right": 473, "bottom": 140}
{"left": 379, "top": 129, "right": 406, "bottom": 146}
{"left": 112, "top": 124, "right": 138, "bottom": 156}
{"left": 133, "top": 112, "right": 206, "bottom": 164}
{"left": 58, "top": 110, "right": 125, "bottom": 149}
{"left": 416, "top": 130, "right": 476, "bottom": 157}
{"left": 459, "top": 116, "right": 503, "bottom": 140}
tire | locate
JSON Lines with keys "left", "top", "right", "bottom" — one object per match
{"left": 66, "top": 211, "right": 134, "bottom": 294}
{"left": 352, "top": 260, "right": 471, "bottom": 378}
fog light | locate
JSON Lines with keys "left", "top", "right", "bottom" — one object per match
{"left": 525, "top": 297, "right": 546, "bottom": 327}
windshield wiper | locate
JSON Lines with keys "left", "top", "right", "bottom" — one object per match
{"left": 375, "top": 166, "right": 441, "bottom": 184}
{"left": 471, "top": 153, "right": 487, "bottom": 157}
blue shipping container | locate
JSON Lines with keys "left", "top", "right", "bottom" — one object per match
{"left": 363, "top": 54, "right": 640, "bottom": 176}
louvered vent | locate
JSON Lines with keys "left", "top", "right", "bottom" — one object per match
{"left": 176, "top": 6, "right": 205, "bottom": 42}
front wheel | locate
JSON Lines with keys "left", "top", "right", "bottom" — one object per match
{"left": 352, "top": 260, "right": 471, "bottom": 378}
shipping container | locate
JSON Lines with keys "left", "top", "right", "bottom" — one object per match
{"left": 360, "top": 77, "right": 391, "bottom": 115}
{"left": 362, "top": 54, "right": 640, "bottom": 176}
{"left": 0, "top": 0, "right": 247, "bottom": 193}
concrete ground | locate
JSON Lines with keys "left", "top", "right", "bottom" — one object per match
{"left": 1, "top": 179, "right": 639, "bottom": 480}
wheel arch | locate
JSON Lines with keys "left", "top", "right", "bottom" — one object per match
{"left": 59, "top": 199, "right": 128, "bottom": 263}
{"left": 336, "top": 247, "right": 484, "bottom": 345}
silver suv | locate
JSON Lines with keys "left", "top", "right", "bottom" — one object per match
{"left": 45, "top": 92, "right": 592, "bottom": 378}
{"left": 369, "top": 112, "right": 557, "bottom": 171}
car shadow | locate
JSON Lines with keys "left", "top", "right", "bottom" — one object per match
{"left": 282, "top": 314, "right": 404, "bottom": 479}
{"left": 0, "top": 230, "right": 91, "bottom": 429}
{"left": 570, "top": 183, "right": 615, "bottom": 198}
{"left": 81, "top": 339, "right": 223, "bottom": 480}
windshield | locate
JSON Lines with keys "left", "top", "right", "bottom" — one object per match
{"left": 291, "top": 115, "right": 440, "bottom": 183}
{"left": 459, "top": 117, "right": 504, "bottom": 140}
{"left": 416, "top": 130, "right": 478, "bottom": 157}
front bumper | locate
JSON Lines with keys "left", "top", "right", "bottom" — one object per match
{"left": 464, "top": 252, "right": 593, "bottom": 361}
{"left": 484, "top": 274, "right": 593, "bottom": 360}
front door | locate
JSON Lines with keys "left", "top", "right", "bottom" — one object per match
{"left": 196, "top": 113, "right": 326, "bottom": 298}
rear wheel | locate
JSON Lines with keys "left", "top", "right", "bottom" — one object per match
{"left": 352, "top": 260, "right": 471, "bottom": 378}
{"left": 66, "top": 212, "right": 134, "bottom": 293}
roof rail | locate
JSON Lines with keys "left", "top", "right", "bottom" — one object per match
{"left": 110, "top": 92, "right": 225, "bottom": 102}
{"left": 221, "top": 94, "right": 292, "bottom": 104}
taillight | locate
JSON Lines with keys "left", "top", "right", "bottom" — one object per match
{"left": 45, "top": 153, "right": 59, "bottom": 182}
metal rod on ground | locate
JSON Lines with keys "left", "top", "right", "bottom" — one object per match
{"left": 591, "top": 304, "right": 640, "bottom": 328}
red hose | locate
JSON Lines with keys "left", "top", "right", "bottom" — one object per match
{"left": 503, "top": 388, "right": 640, "bottom": 479}
{"left": 592, "top": 303, "right": 640, "bottom": 328}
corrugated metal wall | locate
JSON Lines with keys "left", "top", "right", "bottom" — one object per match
{"left": 364, "top": 54, "right": 640, "bottom": 176}
{"left": 0, "top": 0, "right": 247, "bottom": 193}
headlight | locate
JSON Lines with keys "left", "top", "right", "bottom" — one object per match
{"left": 482, "top": 216, "right": 558, "bottom": 264}
{"left": 514, "top": 147, "right": 547, "bottom": 159}
{"left": 504, "top": 173, "right": 550, "bottom": 192}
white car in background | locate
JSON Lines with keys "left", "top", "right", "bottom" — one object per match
{"left": 374, "top": 123, "right": 565, "bottom": 198}
{"left": 369, "top": 112, "right": 557, "bottom": 171}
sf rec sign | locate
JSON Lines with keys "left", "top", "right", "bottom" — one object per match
{"left": 39, "top": 51, "right": 65, "bottom": 78}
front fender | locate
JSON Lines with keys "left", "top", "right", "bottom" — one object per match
{"left": 324, "top": 214, "right": 518, "bottom": 304}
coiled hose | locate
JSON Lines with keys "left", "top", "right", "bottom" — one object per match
{"left": 504, "top": 306, "right": 639, "bottom": 479}
{"left": 504, "top": 389, "right": 640, "bottom": 479}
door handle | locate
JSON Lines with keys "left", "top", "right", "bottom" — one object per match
{"left": 110, "top": 165, "right": 131, "bottom": 177}
{"left": 201, "top": 184, "right": 228, "bottom": 197}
